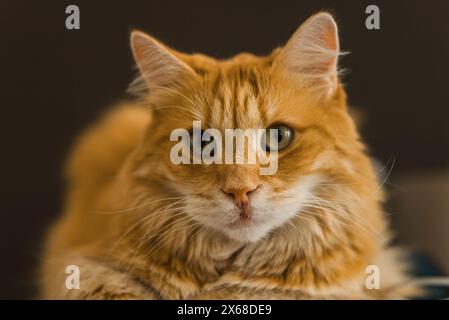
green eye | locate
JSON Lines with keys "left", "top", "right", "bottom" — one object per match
{"left": 190, "top": 130, "right": 216, "bottom": 156}
{"left": 263, "top": 124, "right": 294, "bottom": 152}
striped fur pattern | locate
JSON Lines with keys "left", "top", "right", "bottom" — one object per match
{"left": 40, "top": 13, "right": 416, "bottom": 299}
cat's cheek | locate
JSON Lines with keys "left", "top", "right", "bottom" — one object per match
{"left": 184, "top": 197, "right": 234, "bottom": 230}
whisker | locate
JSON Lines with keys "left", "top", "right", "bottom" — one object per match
{"left": 93, "top": 197, "right": 185, "bottom": 215}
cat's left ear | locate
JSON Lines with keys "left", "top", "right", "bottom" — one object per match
{"left": 130, "top": 31, "right": 196, "bottom": 94}
{"left": 275, "top": 12, "right": 341, "bottom": 98}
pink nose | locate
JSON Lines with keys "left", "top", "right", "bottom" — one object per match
{"left": 221, "top": 185, "right": 259, "bottom": 209}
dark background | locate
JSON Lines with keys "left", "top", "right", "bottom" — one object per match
{"left": 1, "top": 0, "right": 448, "bottom": 299}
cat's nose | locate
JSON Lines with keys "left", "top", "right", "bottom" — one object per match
{"left": 221, "top": 185, "right": 260, "bottom": 209}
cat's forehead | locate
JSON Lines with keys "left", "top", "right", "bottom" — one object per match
{"left": 201, "top": 62, "right": 275, "bottom": 130}
{"left": 208, "top": 83, "right": 261, "bottom": 130}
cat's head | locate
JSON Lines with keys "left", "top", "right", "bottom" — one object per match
{"left": 129, "top": 13, "right": 371, "bottom": 243}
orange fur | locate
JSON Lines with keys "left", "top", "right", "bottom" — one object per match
{"left": 40, "top": 13, "right": 417, "bottom": 299}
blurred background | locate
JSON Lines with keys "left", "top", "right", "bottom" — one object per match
{"left": 0, "top": 0, "right": 448, "bottom": 298}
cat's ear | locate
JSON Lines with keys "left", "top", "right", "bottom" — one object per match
{"left": 275, "top": 13, "right": 341, "bottom": 98}
{"left": 130, "top": 31, "right": 195, "bottom": 94}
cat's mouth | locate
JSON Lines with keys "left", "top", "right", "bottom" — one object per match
{"left": 227, "top": 211, "right": 253, "bottom": 228}
{"left": 225, "top": 202, "right": 257, "bottom": 228}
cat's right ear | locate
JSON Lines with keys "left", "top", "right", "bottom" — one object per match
{"left": 130, "top": 31, "right": 195, "bottom": 93}
{"left": 274, "top": 13, "right": 341, "bottom": 99}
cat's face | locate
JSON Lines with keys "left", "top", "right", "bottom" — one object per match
{"left": 131, "top": 13, "right": 360, "bottom": 243}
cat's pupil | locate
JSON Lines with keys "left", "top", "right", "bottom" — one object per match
{"left": 190, "top": 130, "right": 215, "bottom": 155}
{"left": 277, "top": 131, "right": 283, "bottom": 142}
{"left": 203, "top": 137, "right": 215, "bottom": 157}
{"left": 264, "top": 124, "right": 294, "bottom": 152}
{"left": 202, "top": 135, "right": 214, "bottom": 149}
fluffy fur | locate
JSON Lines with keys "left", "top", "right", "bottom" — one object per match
{"left": 40, "top": 13, "right": 416, "bottom": 299}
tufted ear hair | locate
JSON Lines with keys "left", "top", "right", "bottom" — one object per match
{"left": 129, "top": 31, "right": 196, "bottom": 96}
{"left": 275, "top": 13, "right": 341, "bottom": 98}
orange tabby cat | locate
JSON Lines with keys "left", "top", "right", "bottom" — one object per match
{"left": 41, "top": 13, "right": 416, "bottom": 299}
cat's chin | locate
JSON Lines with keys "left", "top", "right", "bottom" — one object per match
{"left": 219, "top": 222, "right": 273, "bottom": 243}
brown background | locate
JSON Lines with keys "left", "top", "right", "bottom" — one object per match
{"left": 0, "top": 0, "right": 448, "bottom": 298}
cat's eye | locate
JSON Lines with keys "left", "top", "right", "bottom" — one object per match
{"left": 190, "top": 130, "right": 216, "bottom": 156}
{"left": 263, "top": 124, "right": 294, "bottom": 152}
